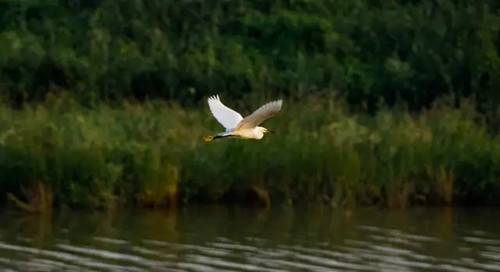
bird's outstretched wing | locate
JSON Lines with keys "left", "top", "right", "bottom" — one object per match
{"left": 237, "top": 99, "right": 283, "bottom": 129}
{"left": 207, "top": 95, "right": 243, "bottom": 131}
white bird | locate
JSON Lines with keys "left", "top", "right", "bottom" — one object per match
{"left": 204, "top": 95, "right": 283, "bottom": 142}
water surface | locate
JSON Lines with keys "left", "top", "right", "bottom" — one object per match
{"left": 0, "top": 205, "right": 499, "bottom": 271}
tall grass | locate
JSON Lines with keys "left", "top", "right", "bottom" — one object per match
{"left": 0, "top": 94, "right": 499, "bottom": 211}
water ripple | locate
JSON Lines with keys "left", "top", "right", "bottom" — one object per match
{"left": 1, "top": 208, "right": 500, "bottom": 271}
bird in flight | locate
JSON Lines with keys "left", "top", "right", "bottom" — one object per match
{"left": 204, "top": 95, "right": 283, "bottom": 142}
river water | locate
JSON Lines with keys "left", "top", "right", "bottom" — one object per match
{"left": 0, "top": 205, "right": 499, "bottom": 271}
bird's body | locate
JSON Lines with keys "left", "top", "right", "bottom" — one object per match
{"left": 204, "top": 95, "right": 282, "bottom": 142}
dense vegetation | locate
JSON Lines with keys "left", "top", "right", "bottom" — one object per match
{"left": 0, "top": 95, "right": 499, "bottom": 211}
{"left": 0, "top": 0, "right": 499, "bottom": 112}
{"left": 0, "top": 1, "right": 499, "bottom": 211}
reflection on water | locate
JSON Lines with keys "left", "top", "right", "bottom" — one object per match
{"left": 0, "top": 205, "right": 499, "bottom": 271}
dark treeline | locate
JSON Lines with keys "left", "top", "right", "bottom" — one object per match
{"left": 0, "top": 0, "right": 499, "bottom": 112}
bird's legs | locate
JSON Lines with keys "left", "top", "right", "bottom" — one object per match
{"left": 203, "top": 133, "right": 234, "bottom": 143}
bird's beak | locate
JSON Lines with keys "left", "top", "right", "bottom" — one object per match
{"left": 267, "top": 129, "right": 274, "bottom": 134}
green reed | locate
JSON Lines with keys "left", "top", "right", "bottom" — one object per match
{"left": 0, "top": 94, "right": 499, "bottom": 211}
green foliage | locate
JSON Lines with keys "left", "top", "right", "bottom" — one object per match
{"left": 0, "top": 0, "right": 499, "bottom": 112}
{"left": 0, "top": 94, "right": 499, "bottom": 209}
{"left": 0, "top": 95, "right": 189, "bottom": 208}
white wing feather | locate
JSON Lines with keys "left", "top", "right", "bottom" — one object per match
{"left": 237, "top": 99, "right": 283, "bottom": 129}
{"left": 207, "top": 95, "right": 243, "bottom": 131}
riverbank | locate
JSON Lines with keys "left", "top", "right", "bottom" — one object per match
{"left": 0, "top": 94, "right": 499, "bottom": 211}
